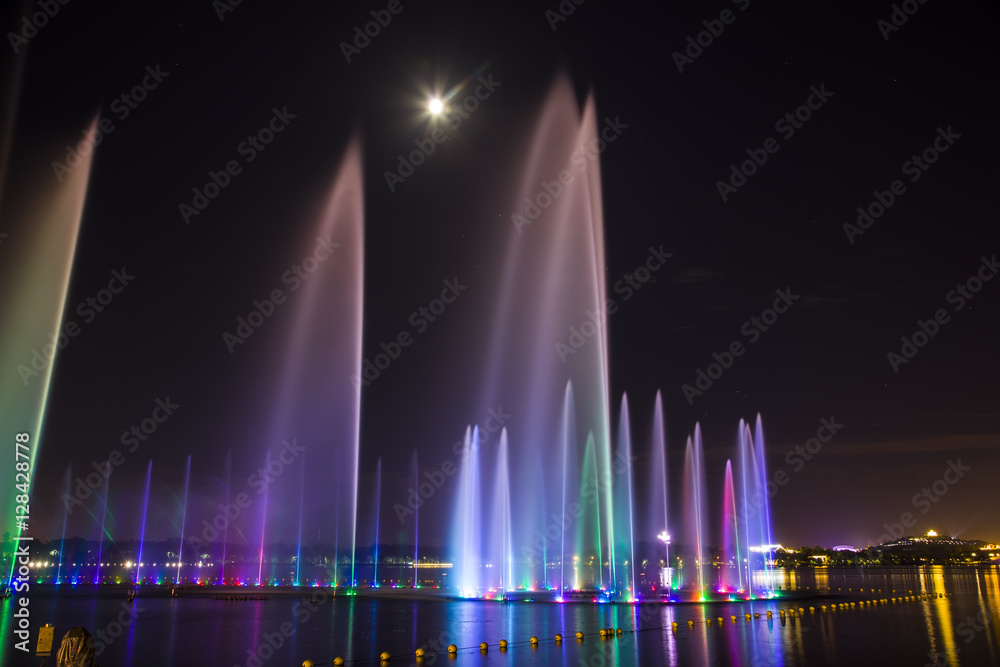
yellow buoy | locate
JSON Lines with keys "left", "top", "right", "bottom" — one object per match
{"left": 333, "top": 659, "right": 344, "bottom": 666}
{"left": 731, "top": 615, "right": 737, "bottom": 622}
{"left": 530, "top": 636, "right": 539, "bottom": 645}
{"left": 576, "top": 631, "right": 584, "bottom": 640}
{"left": 616, "top": 628, "right": 623, "bottom": 636}
{"left": 766, "top": 611, "right": 772, "bottom": 617}
{"left": 380, "top": 651, "right": 391, "bottom": 662}
{"left": 754, "top": 613, "right": 759, "bottom": 619}
{"left": 480, "top": 642, "right": 488, "bottom": 651}
{"left": 416, "top": 647, "right": 426, "bottom": 657}
{"left": 499, "top": 639, "right": 508, "bottom": 649}
{"left": 809, "top": 607, "right": 815, "bottom": 612}
{"left": 821, "top": 605, "right": 827, "bottom": 611}
{"left": 303, "top": 662, "right": 315, "bottom": 667}
{"left": 554, "top": 634, "right": 562, "bottom": 643}
{"left": 671, "top": 622, "right": 679, "bottom": 630}
{"left": 687, "top": 620, "right": 695, "bottom": 626}
{"left": 600, "top": 628, "right": 608, "bottom": 637}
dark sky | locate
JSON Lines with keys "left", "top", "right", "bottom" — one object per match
{"left": 3, "top": 0, "right": 998, "bottom": 552}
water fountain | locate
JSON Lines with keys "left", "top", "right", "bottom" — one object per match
{"left": 175, "top": 456, "right": 191, "bottom": 585}
{"left": 410, "top": 450, "right": 419, "bottom": 587}
{"left": 372, "top": 457, "right": 382, "bottom": 587}
{"left": 22, "top": 80, "right": 781, "bottom": 605}
{"left": 134, "top": 461, "right": 152, "bottom": 585}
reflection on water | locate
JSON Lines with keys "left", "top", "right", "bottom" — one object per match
{"left": 1, "top": 567, "right": 996, "bottom": 667}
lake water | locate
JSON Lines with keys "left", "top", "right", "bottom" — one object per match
{"left": 3, "top": 567, "right": 997, "bottom": 666}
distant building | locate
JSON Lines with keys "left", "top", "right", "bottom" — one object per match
{"left": 872, "top": 529, "right": 994, "bottom": 564}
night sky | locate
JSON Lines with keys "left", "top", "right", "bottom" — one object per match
{"left": 2, "top": 0, "right": 998, "bottom": 551}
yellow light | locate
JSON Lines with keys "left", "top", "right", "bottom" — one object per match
{"left": 429, "top": 98, "right": 444, "bottom": 115}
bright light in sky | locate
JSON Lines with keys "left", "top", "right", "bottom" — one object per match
{"left": 428, "top": 97, "right": 444, "bottom": 115}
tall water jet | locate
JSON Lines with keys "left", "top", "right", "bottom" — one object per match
{"left": 134, "top": 461, "right": 152, "bottom": 585}
{"left": 55, "top": 466, "right": 71, "bottom": 585}
{"left": 257, "top": 452, "right": 270, "bottom": 587}
{"left": 176, "top": 455, "right": 191, "bottom": 585}
{"left": 95, "top": 472, "right": 110, "bottom": 585}
{"left": 559, "top": 381, "right": 577, "bottom": 595}
{"left": 372, "top": 457, "right": 382, "bottom": 587}
{"left": 474, "top": 77, "right": 612, "bottom": 592}
{"left": 256, "top": 138, "right": 364, "bottom": 581}
{"left": 582, "top": 432, "right": 603, "bottom": 590}
{"left": 737, "top": 417, "right": 775, "bottom": 598}
{"left": 295, "top": 453, "right": 305, "bottom": 586}
{"left": 737, "top": 419, "right": 755, "bottom": 597}
{"left": 219, "top": 450, "right": 232, "bottom": 585}
{"left": 453, "top": 427, "right": 481, "bottom": 595}
{"left": 488, "top": 429, "right": 513, "bottom": 594}
{"left": 410, "top": 450, "right": 419, "bottom": 587}
{"left": 683, "top": 425, "right": 707, "bottom": 597}
{"left": 649, "top": 390, "right": 670, "bottom": 590}
{"left": 753, "top": 414, "right": 774, "bottom": 595}
{"left": 721, "top": 460, "right": 742, "bottom": 592}
{"left": 1, "top": 118, "right": 95, "bottom": 578}
{"left": 614, "top": 393, "right": 636, "bottom": 599}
